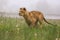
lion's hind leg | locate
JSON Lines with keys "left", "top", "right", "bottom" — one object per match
{"left": 39, "top": 21, "right": 43, "bottom": 29}
{"left": 38, "top": 18, "right": 44, "bottom": 29}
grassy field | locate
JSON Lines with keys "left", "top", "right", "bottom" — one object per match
{"left": 0, "top": 17, "right": 60, "bottom": 40}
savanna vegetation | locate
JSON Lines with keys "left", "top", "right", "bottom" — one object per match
{"left": 0, "top": 17, "right": 60, "bottom": 40}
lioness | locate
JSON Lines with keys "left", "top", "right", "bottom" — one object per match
{"left": 19, "top": 7, "right": 55, "bottom": 28}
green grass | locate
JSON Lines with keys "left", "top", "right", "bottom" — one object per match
{"left": 0, "top": 17, "right": 60, "bottom": 40}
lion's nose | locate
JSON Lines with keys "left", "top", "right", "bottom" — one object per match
{"left": 19, "top": 13, "right": 20, "bottom": 15}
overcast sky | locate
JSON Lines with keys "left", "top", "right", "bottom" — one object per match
{"left": 0, "top": 0, "right": 60, "bottom": 19}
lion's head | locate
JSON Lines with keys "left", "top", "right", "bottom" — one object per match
{"left": 19, "top": 8, "right": 26, "bottom": 16}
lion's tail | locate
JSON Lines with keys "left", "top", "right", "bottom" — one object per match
{"left": 43, "top": 18, "right": 56, "bottom": 26}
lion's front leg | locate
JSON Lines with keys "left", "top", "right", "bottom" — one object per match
{"left": 26, "top": 21, "right": 35, "bottom": 28}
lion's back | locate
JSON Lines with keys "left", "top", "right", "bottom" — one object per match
{"left": 30, "top": 11, "right": 43, "bottom": 18}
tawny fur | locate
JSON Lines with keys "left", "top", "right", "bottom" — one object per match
{"left": 19, "top": 8, "right": 54, "bottom": 28}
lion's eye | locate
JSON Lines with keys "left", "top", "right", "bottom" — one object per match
{"left": 20, "top": 11, "right": 24, "bottom": 13}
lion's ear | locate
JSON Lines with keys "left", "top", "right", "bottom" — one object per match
{"left": 23, "top": 8, "right": 26, "bottom": 11}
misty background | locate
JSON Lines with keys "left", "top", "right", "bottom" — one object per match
{"left": 0, "top": 0, "right": 60, "bottom": 19}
